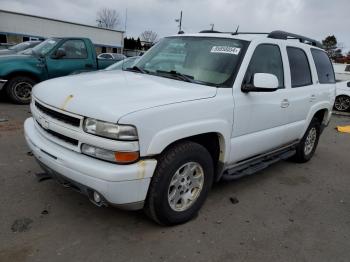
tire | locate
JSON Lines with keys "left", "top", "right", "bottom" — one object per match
{"left": 334, "top": 95, "right": 350, "bottom": 112}
{"left": 145, "top": 141, "right": 214, "bottom": 225}
{"left": 5, "top": 76, "right": 36, "bottom": 104}
{"left": 293, "top": 118, "right": 321, "bottom": 163}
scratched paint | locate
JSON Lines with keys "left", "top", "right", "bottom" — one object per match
{"left": 137, "top": 160, "right": 146, "bottom": 179}
{"left": 61, "top": 95, "right": 74, "bottom": 110}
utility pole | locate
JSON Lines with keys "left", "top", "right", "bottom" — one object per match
{"left": 210, "top": 23, "right": 214, "bottom": 31}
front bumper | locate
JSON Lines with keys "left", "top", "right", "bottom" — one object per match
{"left": 0, "top": 79, "right": 7, "bottom": 91}
{"left": 24, "top": 118, "right": 157, "bottom": 210}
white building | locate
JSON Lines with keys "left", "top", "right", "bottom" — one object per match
{"left": 0, "top": 9, "right": 124, "bottom": 54}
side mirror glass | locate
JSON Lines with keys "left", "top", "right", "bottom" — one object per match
{"left": 242, "top": 73, "right": 279, "bottom": 92}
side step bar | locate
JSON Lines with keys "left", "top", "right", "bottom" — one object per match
{"left": 222, "top": 142, "right": 298, "bottom": 181}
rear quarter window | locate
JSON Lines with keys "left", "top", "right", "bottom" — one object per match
{"left": 311, "top": 49, "right": 336, "bottom": 84}
{"left": 287, "top": 47, "right": 313, "bottom": 88}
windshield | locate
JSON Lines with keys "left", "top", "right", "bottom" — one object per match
{"left": 32, "top": 38, "right": 60, "bottom": 56}
{"left": 9, "top": 42, "right": 32, "bottom": 51}
{"left": 132, "top": 36, "right": 247, "bottom": 86}
{"left": 106, "top": 56, "right": 140, "bottom": 70}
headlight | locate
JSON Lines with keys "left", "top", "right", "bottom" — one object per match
{"left": 83, "top": 118, "right": 138, "bottom": 140}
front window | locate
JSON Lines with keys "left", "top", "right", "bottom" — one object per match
{"left": 32, "top": 38, "right": 60, "bottom": 56}
{"left": 132, "top": 36, "right": 247, "bottom": 86}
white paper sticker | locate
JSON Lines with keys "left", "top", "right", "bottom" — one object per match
{"left": 211, "top": 46, "right": 241, "bottom": 55}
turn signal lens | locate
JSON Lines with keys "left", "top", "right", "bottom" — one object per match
{"left": 114, "top": 151, "right": 139, "bottom": 163}
{"left": 81, "top": 144, "right": 139, "bottom": 164}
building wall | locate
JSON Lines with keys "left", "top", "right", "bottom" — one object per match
{"left": 0, "top": 10, "right": 123, "bottom": 49}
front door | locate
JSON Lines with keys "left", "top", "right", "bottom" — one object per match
{"left": 46, "top": 39, "right": 91, "bottom": 78}
{"left": 230, "top": 43, "right": 293, "bottom": 163}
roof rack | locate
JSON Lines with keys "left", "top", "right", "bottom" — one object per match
{"left": 267, "top": 30, "right": 323, "bottom": 48}
{"left": 198, "top": 29, "right": 323, "bottom": 48}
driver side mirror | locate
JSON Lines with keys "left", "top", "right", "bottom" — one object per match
{"left": 52, "top": 48, "right": 66, "bottom": 59}
{"left": 242, "top": 73, "right": 279, "bottom": 93}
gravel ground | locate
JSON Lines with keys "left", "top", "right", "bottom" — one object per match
{"left": 0, "top": 101, "right": 349, "bottom": 262}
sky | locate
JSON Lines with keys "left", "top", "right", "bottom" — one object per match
{"left": 0, "top": 0, "right": 349, "bottom": 52}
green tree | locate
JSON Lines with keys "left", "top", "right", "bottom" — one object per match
{"left": 322, "top": 35, "right": 338, "bottom": 58}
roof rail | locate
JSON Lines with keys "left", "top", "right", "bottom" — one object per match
{"left": 267, "top": 30, "right": 323, "bottom": 48}
{"left": 198, "top": 29, "right": 323, "bottom": 48}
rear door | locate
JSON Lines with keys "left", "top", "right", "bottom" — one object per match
{"left": 283, "top": 46, "right": 317, "bottom": 139}
{"left": 46, "top": 39, "right": 92, "bottom": 78}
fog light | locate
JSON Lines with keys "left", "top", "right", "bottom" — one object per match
{"left": 93, "top": 191, "right": 101, "bottom": 203}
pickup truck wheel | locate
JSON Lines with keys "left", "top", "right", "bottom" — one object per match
{"left": 5, "top": 76, "right": 36, "bottom": 104}
{"left": 334, "top": 95, "right": 350, "bottom": 112}
{"left": 293, "top": 119, "right": 321, "bottom": 163}
{"left": 145, "top": 141, "right": 214, "bottom": 225}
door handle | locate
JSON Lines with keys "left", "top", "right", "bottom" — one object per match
{"left": 85, "top": 63, "right": 93, "bottom": 68}
{"left": 310, "top": 94, "right": 316, "bottom": 102}
{"left": 281, "top": 99, "right": 290, "bottom": 108}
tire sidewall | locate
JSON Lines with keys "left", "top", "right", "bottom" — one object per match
{"left": 300, "top": 120, "right": 321, "bottom": 161}
{"left": 151, "top": 143, "right": 214, "bottom": 225}
{"left": 6, "top": 76, "right": 35, "bottom": 104}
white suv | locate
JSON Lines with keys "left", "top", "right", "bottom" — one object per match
{"left": 24, "top": 30, "right": 336, "bottom": 225}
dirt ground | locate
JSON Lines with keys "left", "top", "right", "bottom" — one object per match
{"left": 0, "top": 101, "right": 349, "bottom": 262}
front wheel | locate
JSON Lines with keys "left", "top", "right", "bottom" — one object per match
{"left": 5, "top": 76, "right": 36, "bottom": 104}
{"left": 145, "top": 141, "right": 214, "bottom": 225}
{"left": 293, "top": 119, "right": 321, "bottom": 163}
{"left": 334, "top": 95, "right": 350, "bottom": 112}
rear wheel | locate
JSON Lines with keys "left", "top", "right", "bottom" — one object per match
{"left": 293, "top": 119, "right": 321, "bottom": 163}
{"left": 145, "top": 141, "right": 214, "bottom": 225}
{"left": 334, "top": 95, "right": 350, "bottom": 112}
{"left": 5, "top": 76, "right": 36, "bottom": 104}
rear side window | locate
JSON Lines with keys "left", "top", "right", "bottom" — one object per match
{"left": 311, "top": 49, "right": 335, "bottom": 84}
{"left": 287, "top": 47, "right": 312, "bottom": 87}
{"left": 244, "top": 44, "right": 284, "bottom": 88}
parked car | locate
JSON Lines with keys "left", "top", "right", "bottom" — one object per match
{"left": 24, "top": 30, "right": 335, "bottom": 225}
{"left": 105, "top": 56, "right": 140, "bottom": 70}
{"left": 334, "top": 80, "right": 350, "bottom": 111}
{"left": 0, "top": 41, "right": 41, "bottom": 56}
{"left": 0, "top": 37, "right": 117, "bottom": 104}
{"left": 0, "top": 43, "right": 15, "bottom": 50}
{"left": 333, "top": 63, "right": 350, "bottom": 81}
{"left": 98, "top": 53, "right": 126, "bottom": 61}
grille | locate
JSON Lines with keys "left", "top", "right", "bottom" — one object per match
{"left": 35, "top": 101, "right": 80, "bottom": 127}
{"left": 36, "top": 120, "right": 79, "bottom": 146}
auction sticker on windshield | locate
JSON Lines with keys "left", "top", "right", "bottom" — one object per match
{"left": 211, "top": 46, "right": 241, "bottom": 55}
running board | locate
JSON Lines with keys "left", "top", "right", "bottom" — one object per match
{"left": 222, "top": 143, "right": 297, "bottom": 181}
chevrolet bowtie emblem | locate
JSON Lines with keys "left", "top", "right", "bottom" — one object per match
{"left": 61, "top": 94, "right": 74, "bottom": 110}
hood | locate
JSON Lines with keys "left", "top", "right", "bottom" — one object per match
{"left": 33, "top": 70, "right": 217, "bottom": 123}
{"left": 0, "top": 53, "right": 37, "bottom": 63}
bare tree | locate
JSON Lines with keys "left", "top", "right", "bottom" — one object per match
{"left": 97, "top": 8, "right": 120, "bottom": 29}
{"left": 140, "top": 30, "right": 158, "bottom": 44}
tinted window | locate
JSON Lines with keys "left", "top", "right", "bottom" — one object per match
{"left": 287, "top": 47, "right": 312, "bottom": 87}
{"left": 244, "top": 44, "right": 284, "bottom": 88}
{"left": 60, "top": 40, "right": 87, "bottom": 59}
{"left": 311, "top": 49, "right": 335, "bottom": 84}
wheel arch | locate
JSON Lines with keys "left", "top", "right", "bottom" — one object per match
{"left": 4, "top": 71, "right": 40, "bottom": 84}
{"left": 153, "top": 132, "right": 227, "bottom": 181}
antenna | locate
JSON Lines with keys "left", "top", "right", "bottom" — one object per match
{"left": 234, "top": 25, "right": 239, "bottom": 35}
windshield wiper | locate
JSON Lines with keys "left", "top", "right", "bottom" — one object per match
{"left": 155, "top": 70, "right": 197, "bottom": 84}
{"left": 125, "top": 66, "right": 149, "bottom": 74}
